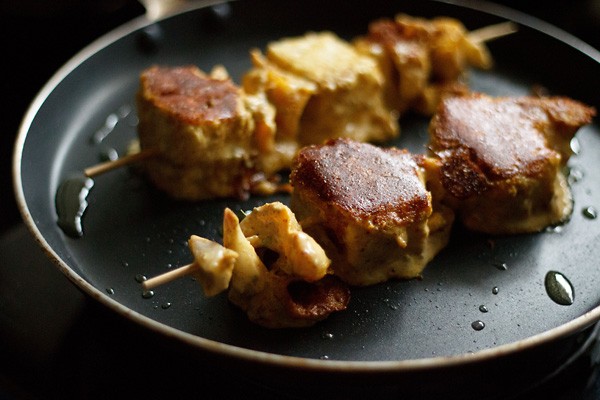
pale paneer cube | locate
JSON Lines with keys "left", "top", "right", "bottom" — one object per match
{"left": 252, "top": 32, "right": 399, "bottom": 147}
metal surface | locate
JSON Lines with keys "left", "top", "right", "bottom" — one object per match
{"left": 12, "top": 0, "right": 600, "bottom": 397}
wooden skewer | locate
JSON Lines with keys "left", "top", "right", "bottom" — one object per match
{"left": 469, "top": 21, "right": 518, "bottom": 44}
{"left": 142, "top": 263, "right": 196, "bottom": 290}
{"left": 84, "top": 149, "right": 158, "bottom": 178}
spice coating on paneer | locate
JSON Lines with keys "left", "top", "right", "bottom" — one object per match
{"left": 248, "top": 32, "right": 400, "bottom": 147}
{"left": 290, "top": 138, "right": 454, "bottom": 286}
{"left": 137, "top": 65, "right": 261, "bottom": 200}
{"left": 429, "top": 93, "right": 596, "bottom": 234}
{"left": 354, "top": 14, "right": 492, "bottom": 115}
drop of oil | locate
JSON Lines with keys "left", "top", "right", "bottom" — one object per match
{"left": 161, "top": 302, "right": 172, "bottom": 309}
{"left": 137, "top": 25, "right": 163, "bottom": 53}
{"left": 99, "top": 147, "right": 119, "bottom": 162}
{"left": 493, "top": 262, "right": 508, "bottom": 271}
{"left": 479, "top": 305, "right": 489, "bottom": 313}
{"left": 142, "top": 290, "right": 155, "bottom": 299}
{"left": 545, "top": 225, "right": 564, "bottom": 233}
{"left": 106, "top": 288, "right": 115, "bottom": 295}
{"left": 492, "top": 286, "right": 499, "bottom": 295}
{"left": 544, "top": 271, "right": 574, "bottom": 305}
{"left": 567, "top": 166, "right": 584, "bottom": 184}
{"left": 570, "top": 137, "right": 581, "bottom": 154}
{"left": 91, "top": 113, "right": 119, "bottom": 143}
{"left": 582, "top": 206, "right": 598, "bottom": 220}
{"left": 135, "top": 274, "right": 147, "bottom": 283}
{"left": 471, "top": 320, "right": 485, "bottom": 331}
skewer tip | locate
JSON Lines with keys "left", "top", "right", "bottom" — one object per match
{"left": 141, "top": 263, "right": 197, "bottom": 291}
{"left": 84, "top": 148, "right": 158, "bottom": 178}
{"left": 469, "top": 21, "right": 518, "bottom": 44}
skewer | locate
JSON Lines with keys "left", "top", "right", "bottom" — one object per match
{"left": 468, "top": 21, "right": 518, "bottom": 44}
{"left": 142, "top": 263, "right": 196, "bottom": 290}
{"left": 84, "top": 148, "right": 158, "bottom": 178}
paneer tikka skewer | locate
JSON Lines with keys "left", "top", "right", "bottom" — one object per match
{"left": 133, "top": 15, "right": 507, "bottom": 201}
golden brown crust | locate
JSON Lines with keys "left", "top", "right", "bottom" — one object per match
{"left": 430, "top": 93, "right": 595, "bottom": 199}
{"left": 290, "top": 138, "right": 453, "bottom": 286}
{"left": 136, "top": 65, "right": 265, "bottom": 200}
{"left": 139, "top": 65, "right": 240, "bottom": 126}
{"left": 291, "top": 138, "right": 430, "bottom": 228}
{"left": 429, "top": 93, "right": 595, "bottom": 234}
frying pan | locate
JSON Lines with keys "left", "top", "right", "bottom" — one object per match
{"left": 13, "top": 0, "right": 600, "bottom": 397}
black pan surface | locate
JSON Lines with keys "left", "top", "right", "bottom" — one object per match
{"left": 13, "top": 0, "right": 600, "bottom": 377}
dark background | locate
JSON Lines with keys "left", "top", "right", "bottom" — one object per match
{"left": 1, "top": 1, "right": 599, "bottom": 399}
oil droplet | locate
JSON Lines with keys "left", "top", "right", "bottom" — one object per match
{"left": 55, "top": 175, "right": 94, "bottom": 238}
{"left": 142, "top": 290, "right": 155, "bottom": 299}
{"left": 493, "top": 262, "right": 508, "bottom": 271}
{"left": 106, "top": 288, "right": 115, "bottom": 295}
{"left": 322, "top": 332, "right": 334, "bottom": 340}
{"left": 209, "top": 2, "right": 232, "bottom": 20}
{"left": 135, "top": 274, "right": 147, "bottom": 283}
{"left": 479, "top": 305, "right": 489, "bottom": 313}
{"left": 471, "top": 320, "right": 485, "bottom": 331}
{"left": 492, "top": 287, "right": 499, "bottom": 295}
{"left": 545, "top": 225, "right": 564, "bottom": 233}
{"left": 545, "top": 271, "right": 574, "bottom": 305}
{"left": 570, "top": 137, "right": 581, "bottom": 155}
{"left": 320, "top": 355, "right": 329, "bottom": 360}
{"left": 161, "top": 302, "right": 172, "bottom": 309}
{"left": 582, "top": 206, "right": 598, "bottom": 220}
{"left": 567, "top": 166, "right": 584, "bottom": 184}
{"left": 137, "top": 25, "right": 163, "bottom": 53}
{"left": 99, "top": 147, "right": 119, "bottom": 162}
{"left": 91, "top": 113, "right": 119, "bottom": 143}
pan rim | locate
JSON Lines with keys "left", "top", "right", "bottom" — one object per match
{"left": 12, "top": 0, "right": 600, "bottom": 374}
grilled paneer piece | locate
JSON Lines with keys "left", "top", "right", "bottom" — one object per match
{"left": 245, "top": 32, "right": 399, "bottom": 149}
{"left": 290, "top": 138, "right": 454, "bottom": 286}
{"left": 354, "top": 14, "right": 492, "bottom": 115}
{"left": 137, "top": 65, "right": 269, "bottom": 200}
{"left": 429, "top": 93, "right": 596, "bottom": 234}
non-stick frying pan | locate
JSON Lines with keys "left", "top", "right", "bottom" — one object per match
{"left": 13, "top": 0, "right": 600, "bottom": 398}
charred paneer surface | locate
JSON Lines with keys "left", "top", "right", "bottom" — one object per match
{"left": 290, "top": 138, "right": 454, "bottom": 286}
{"left": 429, "top": 93, "right": 595, "bottom": 234}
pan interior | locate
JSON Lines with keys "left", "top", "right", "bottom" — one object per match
{"left": 17, "top": 0, "right": 600, "bottom": 362}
